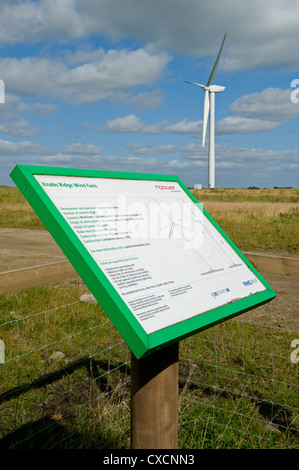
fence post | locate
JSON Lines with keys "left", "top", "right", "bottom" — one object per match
{"left": 130, "top": 342, "right": 179, "bottom": 449}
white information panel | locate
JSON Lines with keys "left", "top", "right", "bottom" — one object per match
{"left": 34, "top": 175, "right": 266, "bottom": 334}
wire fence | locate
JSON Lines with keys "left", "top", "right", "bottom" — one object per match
{"left": 178, "top": 294, "right": 299, "bottom": 449}
{"left": 0, "top": 287, "right": 298, "bottom": 449}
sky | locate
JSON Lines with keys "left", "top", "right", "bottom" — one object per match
{"left": 0, "top": 0, "right": 299, "bottom": 189}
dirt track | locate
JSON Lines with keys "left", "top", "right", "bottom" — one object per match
{"left": 0, "top": 228, "right": 66, "bottom": 272}
{"left": 1, "top": 227, "right": 298, "bottom": 272}
{"left": 0, "top": 228, "right": 298, "bottom": 329}
{"left": 1, "top": 228, "right": 298, "bottom": 299}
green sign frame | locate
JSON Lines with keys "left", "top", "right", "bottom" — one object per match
{"left": 10, "top": 164, "right": 276, "bottom": 358}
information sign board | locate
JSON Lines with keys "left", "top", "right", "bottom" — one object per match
{"left": 10, "top": 165, "right": 276, "bottom": 358}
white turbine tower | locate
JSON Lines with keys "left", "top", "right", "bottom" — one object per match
{"left": 186, "top": 34, "right": 227, "bottom": 189}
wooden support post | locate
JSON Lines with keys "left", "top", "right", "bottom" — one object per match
{"left": 130, "top": 342, "right": 179, "bottom": 449}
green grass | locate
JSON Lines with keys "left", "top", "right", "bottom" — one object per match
{"left": 0, "top": 186, "right": 298, "bottom": 448}
{"left": 0, "top": 280, "right": 132, "bottom": 448}
{"left": 192, "top": 189, "right": 299, "bottom": 254}
{"left": 204, "top": 204, "right": 299, "bottom": 253}
{"left": 0, "top": 281, "right": 298, "bottom": 449}
{"left": 178, "top": 321, "right": 298, "bottom": 449}
{"left": 0, "top": 186, "right": 44, "bottom": 229}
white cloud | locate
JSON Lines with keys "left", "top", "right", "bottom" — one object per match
{"left": 0, "top": 57, "right": 65, "bottom": 97}
{"left": 228, "top": 88, "right": 299, "bottom": 122}
{"left": 0, "top": 100, "right": 37, "bottom": 137}
{"left": 0, "top": 119, "right": 37, "bottom": 137}
{"left": 0, "top": 1, "right": 41, "bottom": 43}
{"left": 165, "top": 119, "right": 202, "bottom": 135}
{"left": 127, "top": 143, "right": 181, "bottom": 156}
{"left": 0, "top": 0, "right": 83, "bottom": 43}
{"left": 3, "top": 135, "right": 299, "bottom": 188}
{"left": 116, "top": 90, "right": 164, "bottom": 112}
{"left": 215, "top": 87, "right": 299, "bottom": 135}
{"left": 0, "top": 139, "right": 50, "bottom": 155}
{"left": 0, "top": 97, "right": 58, "bottom": 137}
{"left": 101, "top": 115, "right": 203, "bottom": 136}
{"left": 1, "top": 1, "right": 299, "bottom": 73}
{"left": 0, "top": 49, "right": 170, "bottom": 105}
{"left": 15, "top": 152, "right": 161, "bottom": 172}
{"left": 16, "top": 102, "right": 58, "bottom": 116}
{"left": 62, "top": 143, "right": 103, "bottom": 155}
{"left": 111, "top": 138, "right": 299, "bottom": 177}
{"left": 101, "top": 114, "right": 145, "bottom": 133}
{"left": 101, "top": 114, "right": 168, "bottom": 134}
{"left": 27, "top": 153, "right": 103, "bottom": 166}
{"left": 78, "top": 0, "right": 299, "bottom": 71}
{"left": 216, "top": 116, "right": 282, "bottom": 134}
{"left": 101, "top": 86, "right": 299, "bottom": 137}
{"left": 185, "top": 143, "right": 299, "bottom": 168}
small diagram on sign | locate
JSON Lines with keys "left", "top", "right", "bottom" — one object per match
{"left": 147, "top": 198, "right": 242, "bottom": 276}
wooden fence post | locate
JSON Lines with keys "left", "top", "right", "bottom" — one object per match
{"left": 130, "top": 342, "right": 179, "bottom": 449}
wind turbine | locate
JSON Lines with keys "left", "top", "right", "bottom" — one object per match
{"left": 186, "top": 33, "right": 227, "bottom": 189}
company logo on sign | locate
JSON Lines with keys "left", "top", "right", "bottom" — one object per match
{"left": 155, "top": 185, "right": 176, "bottom": 191}
{"left": 243, "top": 279, "right": 257, "bottom": 287}
{"left": 211, "top": 288, "right": 230, "bottom": 298}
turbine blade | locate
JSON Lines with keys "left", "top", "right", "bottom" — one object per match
{"left": 206, "top": 33, "right": 227, "bottom": 87}
{"left": 185, "top": 81, "right": 205, "bottom": 89}
{"left": 202, "top": 90, "right": 210, "bottom": 147}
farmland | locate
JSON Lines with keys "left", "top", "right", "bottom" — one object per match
{"left": 1, "top": 185, "right": 298, "bottom": 257}
{"left": 0, "top": 185, "right": 298, "bottom": 449}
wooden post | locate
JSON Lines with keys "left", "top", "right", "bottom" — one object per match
{"left": 130, "top": 342, "right": 179, "bottom": 449}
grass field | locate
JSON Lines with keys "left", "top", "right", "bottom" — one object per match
{"left": 1, "top": 186, "right": 298, "bottom": 253}
{"left": 194, "top": 188, "right": 299, "bottom": 254}
{"left": 0, "top": 185, "right": 298, "bottom": 449}
{"left": 0, "top": 280, "right": 298, "bottom": 449}
{"left": 1, "top": 279, "right": 298, "bottom": 449}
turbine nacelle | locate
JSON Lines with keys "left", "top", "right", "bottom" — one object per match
{"left": 208, "top": 85, "right": 226, "bottom": 93}
{"left": 185, "top": 82, "right": 226, "bottom": 93}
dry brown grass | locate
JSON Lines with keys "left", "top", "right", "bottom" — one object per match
{"left": 202, "top": 201, "right": 299, "bottom": 217}
{"left": 1, "top": 186, "right": 298, "bottom": 252}
{"left": 199, "top": 201, "right": 299, "bottom": 254}
{"left": 192, "top": 187, "right": 299, "bottom": 203}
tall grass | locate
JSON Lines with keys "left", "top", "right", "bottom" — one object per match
{"left": 0, "top": 186, "right": 44, "bottom": 229}
{"left": 191, "top": 188, "right": 299, "bottom": 254}
{"left": 200, "top": 201, "right": 299, "bottom": 253}
{"left": 192, "top": 187, "right": 299, "bottom": 203}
